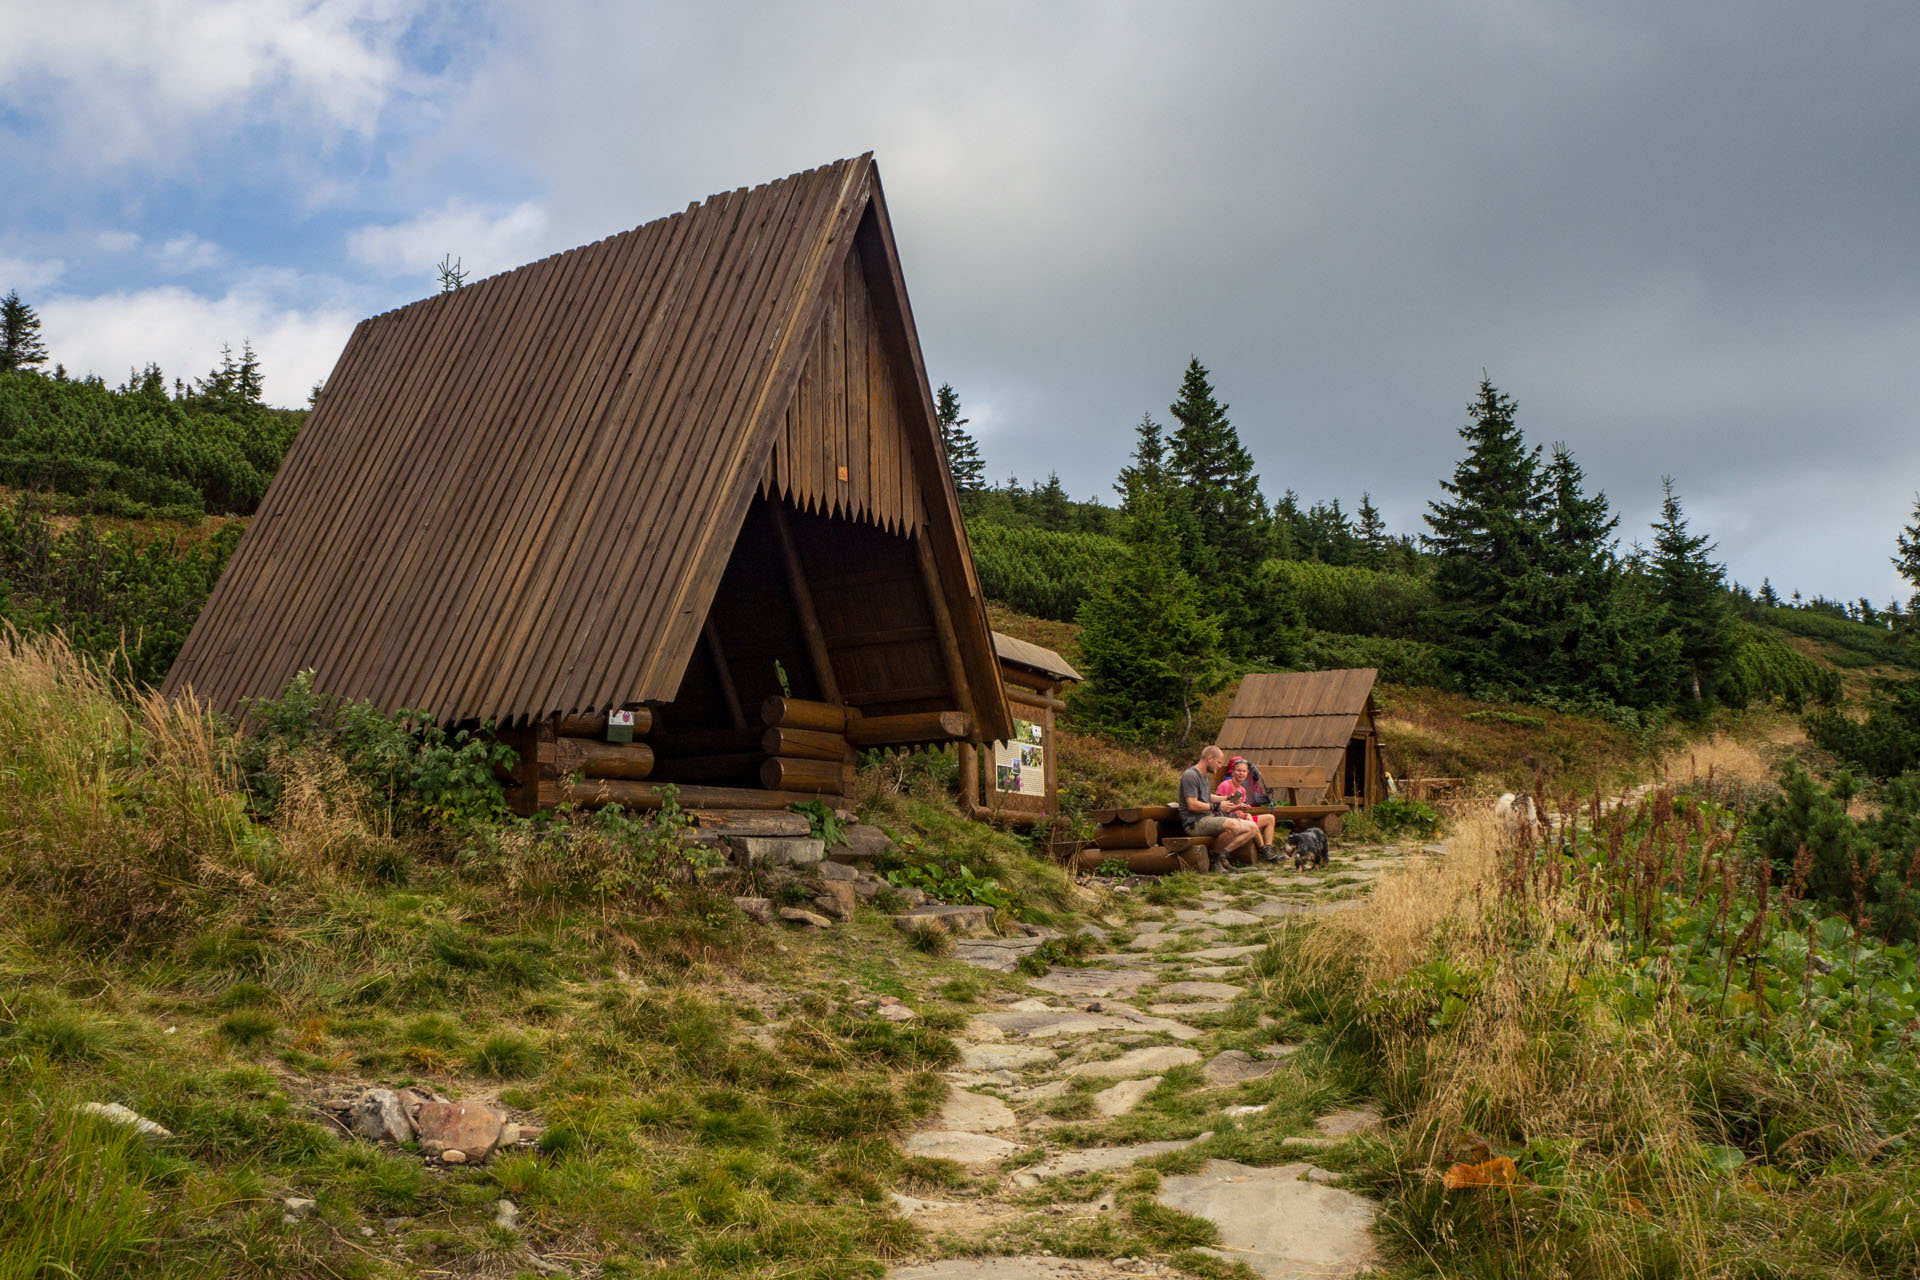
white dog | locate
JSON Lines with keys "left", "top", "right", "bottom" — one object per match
{"left": 1494, "top": 792, "right": 1537, "bottom": 846}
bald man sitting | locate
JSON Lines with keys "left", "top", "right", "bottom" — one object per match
{"left": 1178, "top": 745, "right": 1261, "bottom": 873}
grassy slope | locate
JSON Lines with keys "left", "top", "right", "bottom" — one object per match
{"left": 0, "top": 633, "right": 1084, "bottom": 1280}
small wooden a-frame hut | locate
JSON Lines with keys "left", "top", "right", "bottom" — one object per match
{"left": 163, "top": 156, "right": 1013, "bottom": 814}
{"left": 1217, "top": 669, "right": 1388, "bottom": 812}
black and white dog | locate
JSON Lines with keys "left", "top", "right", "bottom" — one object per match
{"left": 1285, "top": 827, "right": 1328, "bottom": 871}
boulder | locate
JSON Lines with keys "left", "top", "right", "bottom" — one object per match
{"left": 779, "top": 907, "right": 833, "bottom": 928}
{"left": 349, "top": 1089, "right": 413, "bottom": 1144}
{"left": 77, "top": 1102, "right": 172, "bottom": 1139}
{"left": 414, "top": 1101, "right": 505, "bottom": 1161}
{"left": 729, "top": 836, "right": 825, "bottom": 868}
{"left": 1203, "top": 1050, "right": 1287, "bottom": 1086}
{"left": 817, "top": 860, "right": 859, "bottom": 882}
{"left": 829, "top": 824, "right": 895, "bottom": 862}
{"left": 732, "top": 896, "right": 777, "bottom": 924}
{"left": 812, "top": 881, "right": 858, "bottom": 920}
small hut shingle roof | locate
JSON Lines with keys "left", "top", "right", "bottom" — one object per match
{"left": 164, "top": 156, "right": 1008, "bottom": 738}
{"left": 1217, "top": 668, "right": 1379, "bottom": 783}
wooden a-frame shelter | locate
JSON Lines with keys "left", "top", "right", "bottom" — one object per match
{"left": 164, "top": 156, "right": 1013, "bottom": 814}
{"left": 1216, "top": 668, "right": 1389, "bottom": 814}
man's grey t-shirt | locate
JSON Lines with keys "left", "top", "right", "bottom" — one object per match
{"left": 1178, "top": 765, "right": 1211, "bottom": 833}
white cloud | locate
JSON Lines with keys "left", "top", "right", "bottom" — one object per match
{"left": 38, "top": 281, "right": 359, "bottom": 409}
{"left": 94, "top": 231, "right": 142, "bottom": 254}
{"left": 347, "top": 199, "right": 551, "bottom": 283}
{"left": 156, "top": 234, "right": 221, "bottom": 273}
{"left": 0, "top": 254, "right": 65, "bottom": 293}
{"left": 0, "top": 0, "right": 426, "bottom": 171}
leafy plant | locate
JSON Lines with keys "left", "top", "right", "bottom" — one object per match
{"left": 886, "top": 861, "right": 1012, "bottom": 911}
{"left": 793, "top": 798, "right": 845, "bottom": 848}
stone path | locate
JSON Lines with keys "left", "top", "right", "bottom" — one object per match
{"left": 884, "top": 840, "right": 1423, "bottom": 1280}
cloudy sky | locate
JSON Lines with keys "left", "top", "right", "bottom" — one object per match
{"left": 3, "top": 1, "right": 1915, "bottom": 604}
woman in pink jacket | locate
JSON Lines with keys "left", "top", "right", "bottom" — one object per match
{"left": 1215, "top": 757, "right": 1278, "bottom": 863}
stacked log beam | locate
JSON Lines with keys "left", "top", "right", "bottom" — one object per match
{"left": 758, "top": 696, "right": 853, "bottom": 797}
{"left": 1073, "top": 804, "right": 1206, "bottom": 874}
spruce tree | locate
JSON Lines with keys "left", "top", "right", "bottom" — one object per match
{"left": 1033, "top": 472, "right": 1071, "bottom": 530}
{"left": 1650, "top": 478, "right": 1736, "bottom": 702}
{"left": 934, "top": 383, "right": 986, "bottom": 498}
{"left": 0, "top": 291, "right": 49, "bottom": 373}
{"left": 1354, "top": 493, "right": 1389, "bottom": 569}
{"left": 1115, "top": 414, "right": 1172, "bottom": 522}
{"left": 1423, "top": 378, "right": 1550, "bottom": 694}
{"left": 1164, "top": 357, "right": 1270, "bottom": 654}
{"left": 1758, "top": 578, "right": 1780, "bottom": 608}
{"left": 1071, "top": 483, "right": 1226, "bottom": 746}
{"left": 1895, "top": 494, "right": 1920, "bottom": 620}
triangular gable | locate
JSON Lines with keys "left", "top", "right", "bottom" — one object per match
{"left": 164, "top": 157, "right": 1011, "bottom": 743}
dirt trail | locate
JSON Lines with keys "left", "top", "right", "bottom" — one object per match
{"left": 884, "top": 843, "right": 1424, "bottom": 1280}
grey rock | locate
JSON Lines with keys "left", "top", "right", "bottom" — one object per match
{"left": 1206, "top": 909, "right": 1266, "bottom": 927}
{"left": 778, "top": 907, "right": 833, "bottom": 928}
{"left": 1024, "top": 1133, "right": 1211, "bottom": 1179}
{"left": 812, "top": 881, "right": 858, "bottom": 919}
{"left": 896, "top": 885, "right": 928, "bottom": 907}
{"left": 960, "top": 1043, "right": 1058, "bottom": 1071}
{"left": 893, "top": 1260, "right": 1159, "bottom": 1280}
{"left": 494, "top": 1199, "right": 520, "bottom": 1231}
{"left": 1204, "top": 1050, "right": 1287, "bottom": 1086}
{"left": 1157, "top": 1159, "right": 1378, "bottom": 1279}
{"left": 938, "top": 1090, "right": 1018, "bottom": 1133}
{"left": 282, "top": 1197, "right": 317, "bottom": 1219}
{"left": 730, "top": 836, "right": 825, "bottom": 868}
{"left": 817, "top": 860, "right": 859, "bottom": 882}
{"left": 1314, "top": 1107, "right": 1383, "bottom": 1137}
{"left": 415, "top": 1100, "right": 505, "bottom": 1161}
{"left": 732, "top": 896, "right": 777, "bottom": 925}
{"left": 1249, "top": 900, "right": 1309, "bottom": 918}
{"left": 901, "top": 1130, "right": 1022, "bottom": 1163}
{"left": 1157, "top": 981, "right": 1246, "bottom": 1000}
{"left": 77, "top": 1102, "right": 172, "bottom": 1139}
{"left": 1066, "top": 1045, "right": 1203, "bottom": 1078}
{"left": 1029, "top": 968, "right": 1157, "bottom": 999}
{"left": 875, "top": 1002, "right": 918, "bottom": 1023}
{"left": 1190, "top": 944, "right": 1266, "bottom": 961}
{"left": 1091, "top": 1076, "right": 1161, "bottom": 1117}
{"left": 889, "top": 1191, "right": 963, "bottom": 1216}
{"left": 1147, "top": 1001, "right": 1232, "bottom": 1015}
{"left": 349, "top": 1090, "right": 413, "bottom": 1144}
{"left": 829, "top": 824, "right": 894, "bottom": 862}
{"left": 894, "top": 904, "right": 996, "bottom": 937}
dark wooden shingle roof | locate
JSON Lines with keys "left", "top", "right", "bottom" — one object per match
{"left": 1217, "top": 668, "right": 1379, "bottom": 782}
{"left": 164, "top": 156, "right": 1006, "bottom": 736}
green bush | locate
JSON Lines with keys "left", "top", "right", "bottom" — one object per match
{"left": 1298, "top": 630, "right": 1448, "bottom": 686}
{"left": 0, "top": 366, "right": 302, "bottom": 518}
{"left": 1757, "top": 603, "right": 1916, "bottom": 670}
{"left": 0, "top": 496, "right": 241, "bottom": 686}
{"left": 966, "top": 521, "right": 1125, "bottom": 621}
{"left": 1806, "top": 680, "right": 1920, "bottom": 779}
{"left": 1714, "top": 624, "right": 1841, "bottom": 710}
{"left": 1260, "top": 559, "right": 1435, "bottom": 640}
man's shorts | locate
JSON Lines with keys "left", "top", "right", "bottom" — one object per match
{"left": 1187, "top": 815, "right": 1229, "bottom": 837}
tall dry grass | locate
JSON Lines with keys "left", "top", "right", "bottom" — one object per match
{"left": 1259, "top": 793, "right": 1908, "bottom": 1277}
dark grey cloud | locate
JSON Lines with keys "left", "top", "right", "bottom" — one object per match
{"left": 398, "top": 2, "right": 1920, "bottom": 601}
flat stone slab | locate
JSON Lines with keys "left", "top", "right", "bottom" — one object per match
{"left": 1179, "top": 965, "right": 1245, "bottom": 979}
{"left": 1157, "top": 981, "right": 1246, "bottom": 1000}
{"left": 902, "top": 1131, "right": 1022, "bottom": 1163}
{"left": 1148, "top": 1001, "right": 1231, "bottom": 1015}
{"left": 1029, "top": 968, "right": 1157, "bottom": 998}
{"left": 1205, "top": 909, "right": 1266, "bottom": 927}
{"left": 1157, "top": 1159, "right": 1377, "bottom": 1279}
{"left": 954, "top": 938, "right": 1045, "bottom": 972}
{"left": 939, "top": 1090, "right": 1017, "bottom": 1133}
{"left": 960, "top": 1043, "right": 1058, "bottom": 1072}
{"left": 1066, "top": 1045, "right": 1202, "bottom": 1078}
{"left": 1024, "top": 1134, "right": 1209, "bottom": 1180}
{"left": 1091, "top": 1076, "right": 1161, "bottom": 1117}
{"left": 1315, "top": 1107, "right": 1383, "bottom": 1137}
{"left": 1191, "top": 944, "right": 1266, "bottom": 961}
{"left": 891, "top": 1260, "right": 1158, "bottom": 1280}
{"left": 1204, "top": 1050, "right": 1288, "bottom": 1086}
{"left": 731, "top": 835, "right": 825, "bottom": 867}
{"left": 1249, "top": 900, "right": 1310, "bottom": 917}
{"left": 976, "top": 1007, "right": 1202, "bottom": 1042}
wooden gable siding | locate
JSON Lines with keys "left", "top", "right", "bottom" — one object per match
{"left": 760, "top": 244, "right": 924, "bottom": 533}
